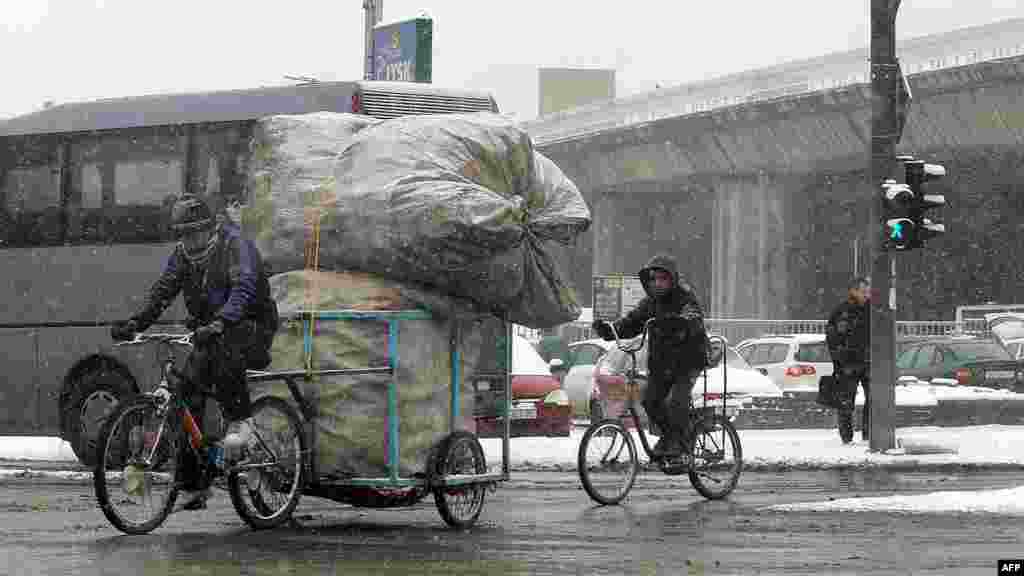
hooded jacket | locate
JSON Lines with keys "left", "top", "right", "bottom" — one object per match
{"left": 608, "top": 254, "right": 708, "bottom": 378}
{"left": 131, "top": 222, "right": 276, "bottom": 331}
{"left": 826, "top": 298, "right": 870, "bottom": 367}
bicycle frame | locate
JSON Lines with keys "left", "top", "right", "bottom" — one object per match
{"left": 116, "top": 333, "right": 276, "bottom": 475}
{"left": 600, "top": 320, "right": 732, "bottom": 460}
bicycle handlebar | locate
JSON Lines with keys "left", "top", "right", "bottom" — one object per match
{"left": 114, "top": 332, "right": 195, "bottom": 348}
{"left": 599, "top": 319, "right": 731, "bottom": 353}
{"left": 597, "top": 318, "right": 656, "bottom": 354}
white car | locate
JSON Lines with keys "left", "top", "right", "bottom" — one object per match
{"left": 590, "top": 337, "right": 783, "bottom": 423}
{"left": 557, "top": 338, "right": 614, "bottom": 415}
{"left": 735, "top": 334, "right": 834, "bottom": 393}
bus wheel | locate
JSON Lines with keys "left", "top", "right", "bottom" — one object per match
{"left": 62, "top": 367, "right": 136, "bottom": 467}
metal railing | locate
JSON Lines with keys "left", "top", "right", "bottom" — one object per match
{"left": 548, "top": 318, "right": 992, "bottom": 346}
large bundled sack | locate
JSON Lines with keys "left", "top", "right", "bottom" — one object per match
{"left": 239, "top": 112, "right": 380, "bottom": 269}
{"left": 240, "top": 112, "right": 591, "bottom": 329}
{"left": 249, "top": 269, "right": 507, "bottom": 480}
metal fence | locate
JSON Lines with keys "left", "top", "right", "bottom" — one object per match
{"left": 541, "top": 318, "right": 992, "bottom": 347}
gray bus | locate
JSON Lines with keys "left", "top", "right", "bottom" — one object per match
{"left": 0, "top": 80, "right": 499, "bottom": 463}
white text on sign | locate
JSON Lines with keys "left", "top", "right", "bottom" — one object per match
{"left": 378, "top": 60, "right": 416, "bottom": 82}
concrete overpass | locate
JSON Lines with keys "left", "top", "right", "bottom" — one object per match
{"left": 525, "top": 19, "right": 1024, "bottom": 321}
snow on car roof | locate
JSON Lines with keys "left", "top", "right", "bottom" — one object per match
{"left": 513, "top": 334, "right": 552, "bottom": 376}
{"left": 568, "top": 338, "right": 614, "bottom": 349}
{"left": 739, "top": 334, "right": 827, "bottom": 345}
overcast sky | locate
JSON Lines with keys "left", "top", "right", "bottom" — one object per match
{"left": 3, "top": 0, "right": 1023, "bottom": 121}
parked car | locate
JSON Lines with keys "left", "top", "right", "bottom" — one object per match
{"left": 589, "top": 336, "right": 783, "bottom": 426}
{"left": 476, "top": 334, "right": 571, "bottom": 438}
{"left": 558, "top": 339, "right": 614, "bottom": 416}
{"left": 895, "top": 336, "right": 1024, "bottom": 392}
{"left": 735, "top": 334, "right": 833, "bottom": 393}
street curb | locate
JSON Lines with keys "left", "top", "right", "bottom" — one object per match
{"left": 505, "top": 462, "right": 1024, "bottom": 473}
{"left": 2, "top": 461, "right": 1024, "bottom": 481}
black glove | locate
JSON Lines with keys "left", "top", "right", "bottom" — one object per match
{"left": 184, "top": 316, "right": 202, "bottom": 331}
{"left": 195, "top": 319, "right": 225, "bottom": 346}
{"left": 591, "top": 320, "right": 613, "bottom": 341}
{"left": 111, "top": 320, "right": 138, "bottom": 342}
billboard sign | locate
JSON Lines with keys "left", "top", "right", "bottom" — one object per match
{"left": 538, "top": 68, "right": 615, "bottom": 116}
{"left": 372, "top": 17, "right": 433, "bottom": 83}
{"left": 592, "top": 275, "right": 646, "bottom": 323}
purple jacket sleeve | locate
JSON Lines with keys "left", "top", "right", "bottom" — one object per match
{"left": 132, "top": 251, "right": 184, "bottom": 330}
{"left": 217, "top": 238, "right": 260, "bottom": 325}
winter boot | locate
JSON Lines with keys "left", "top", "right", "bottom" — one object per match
{"left": 223, "top": 417, "right": 254, "bottom": 461}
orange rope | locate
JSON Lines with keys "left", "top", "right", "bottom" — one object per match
{"left": 304, "top": 198, "right": 323, "bottom": 375}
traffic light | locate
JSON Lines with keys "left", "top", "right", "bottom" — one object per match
{"left": 882, "top": 156, "right": 948, "bottom": 251}
{"left": 882, "top": 178, "right": 915, "bottom": 251}
{"left": 904, "top": 159, "right": 946, "bottom": 249}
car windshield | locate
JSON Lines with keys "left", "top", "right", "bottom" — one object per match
{"left": 1011, "top": 343, "right": 1024, "bottom": 360}
{"left": 948, "top": 341, "right": 1013, "bottom": 362}
{"left": 795, "top": 341, "right": 830, "bottom": 363}
{"left": 721, "top": 347, "right": 755, "bottom": 370}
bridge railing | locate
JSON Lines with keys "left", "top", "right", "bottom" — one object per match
{"left": 545, "top": 318, "right": 991, "bottom": 347}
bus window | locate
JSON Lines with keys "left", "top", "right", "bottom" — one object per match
{"left": 67, "top": 126, "right": 187, "bottom": 245}
{"left": 191, "top": 123, "right": 253, "bottom": 210}
{"left": 0, "top": 135, "right": 62, "bottom": 247}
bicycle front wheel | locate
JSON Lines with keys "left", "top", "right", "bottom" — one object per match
{"left": 688, "top": 415, "right": 742, "bottom": 500}
{"left": 94, "top": 397, "right": 179, "bottom": 534}
{"left": 578, "top": 419, "right": 639, "bottom": 505}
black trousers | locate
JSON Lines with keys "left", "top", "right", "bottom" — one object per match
{"left": 175, "top": 322, "right": 256, "bottom": 491}
{"left": 835, "top": 364, "right": 870, "bottom": 442}
{"left": 644, "top": 367, "right": 699, "bottom": 447}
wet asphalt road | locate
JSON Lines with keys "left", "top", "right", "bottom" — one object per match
{"left": 1, "top": 470, "right": 1022, "bottom": 576}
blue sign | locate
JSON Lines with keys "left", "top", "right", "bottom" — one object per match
{"left": 372, "top": 18, "right": 432, "bottom": 83}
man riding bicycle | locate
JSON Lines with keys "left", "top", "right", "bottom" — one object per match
{"left": 110, "top": 194, "right": 279, "bottom": 511}
{"left": 591, "top": 254, "right": 709, "bottom": 460}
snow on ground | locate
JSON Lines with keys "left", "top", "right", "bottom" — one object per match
{"left": 767, "top": 485, "right": 1024, "bottom": 515}
{"left": 784, "top": 383, "right": 1024, "bottom": 406}
{"left": 0, "top": 437, "right": 77, "bottom": 462}
{"left": 478, "top": 425, "right": 1024, "bottom": 471}
{"left": 0, "top": 468, "right": 91, "bottom": 481}
{"left": 5, "top": 424, "right": 1024, "bottom": 471}
{"left": 861, "top": 383, "right": 1024, "bottom": 406}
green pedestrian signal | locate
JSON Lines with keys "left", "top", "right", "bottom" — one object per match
{"left": 891, "top": 221, "right": 904, "bottom": 240}
{"left": 882, "top": 179, "right": 916, "bottom": 251}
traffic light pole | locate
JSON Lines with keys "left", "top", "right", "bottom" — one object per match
{"left": 868, "top": 0, "right": 900, "bottom": 452}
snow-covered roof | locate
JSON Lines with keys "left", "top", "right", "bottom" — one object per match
{"left": 523, "top": 17, "right": 1024, "bottom": 146}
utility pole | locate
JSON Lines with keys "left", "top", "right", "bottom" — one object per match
{"left": 868, "top": 0, "right": 902, "bottom": 452}
{"left": 363, "top": 0, "right": 384, "bottom": 80}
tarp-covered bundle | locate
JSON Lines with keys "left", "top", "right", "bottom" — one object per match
{"left": 249, "top": 270, "right": 507, "bottom": 480}
{"left": 240, "top": 112, "right": 380, "bottom": 269}
{"left": 240, "top": 112, "right": 591, "bottom": 328}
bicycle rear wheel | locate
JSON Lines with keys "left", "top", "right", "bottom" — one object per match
{"left": 688, "top": 415, "right": 742, "bottom": 500}
{"left": 94, "top": 397, "right": 179, "bottom": 534}
{"left": 228, "top": 396, "right": 306, "bottom": 530}
{"left": 578, "top": 419, "right": 639, "bottom": 505}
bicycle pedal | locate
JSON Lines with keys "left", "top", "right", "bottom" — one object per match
{"left": 174, "top": 496, "right": 209, "bottom": 513}
{"left": 658, "top": 458, "right": 690, "bottom": 476}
